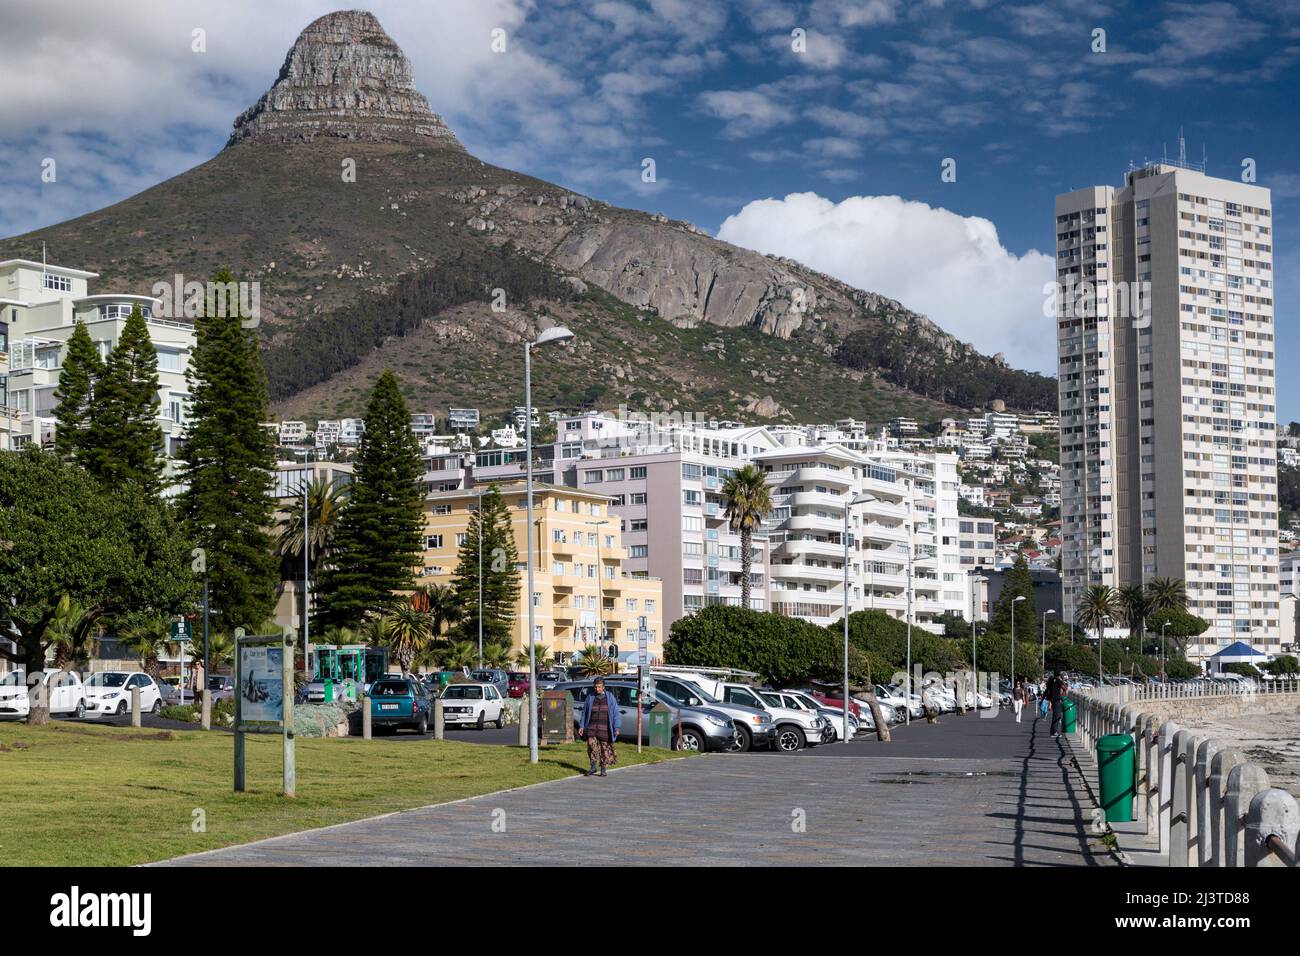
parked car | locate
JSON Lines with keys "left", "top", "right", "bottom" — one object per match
{"left": 557, "top": 678, "right": 738, "bottom": 752}
{"left": 468, "top": 669, "right": 510, "bottom": 696}
{"left": 84, "top": 671, "right": 163, "bottom": 717}
{"left": 206, "top": 674, "right": 237, "bottom": 702}
{"left": 782, "top": 689, "right": 869, "bottom": 736}
{"left": 535, "top": 669, "right": 568, "bottom": 690}
{"left": 0, "top": 670, "right": 86, "bottom": 720}
{"left": 650, "top": 674, "right": 775, "bottom": 752}
{"left": 369, "top": 677, "right": 432, "bottom": 734}
{"left": 873, "top": 684, "right": 921, "bottom": 722}
{"left": 506, "top": 672, "right": 531, "bottom": 698}
{"left": 756, "top": 690, "right": 836, "bottom": 744}
{"left": 439, "top": 682, "right": 506, "bottom": 729}
{"left": 159, "top": 681, "right": 197, "bottom": 706}
{"left": 804, "top": 688, "right": 861, "bottom": 719}
{"left": 696, "top": 678, "right": 826, "bottom": 752}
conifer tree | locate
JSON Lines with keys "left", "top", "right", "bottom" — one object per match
{"left": 81, "top": 307, "right": 164, "bottom": 492}
{"left": 991, "top": 551, "right": 1038, "bottom": 637}
{"left": 316, "top": 370, "right": 424, "bottom": 629}
{"left": 52, "top": 320, "right": 104, "bottom": 462}
{"left": 449, "top": 483, "right": 521, "bottom": 647}
{"left": 177, "top": 269, "right": 278, "bottom": 629}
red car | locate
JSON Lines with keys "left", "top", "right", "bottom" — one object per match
{"left": 807, "top": 689, "right": 861, "bottom": 718}
{"left": 506, "top": 672, "right": 531, "bottom": 698}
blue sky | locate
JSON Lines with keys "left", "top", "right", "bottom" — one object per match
{"left": 3, "top": 0, "right": 1300, "bottom": 416}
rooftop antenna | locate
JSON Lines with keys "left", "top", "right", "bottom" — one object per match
{"left": 1177, "top": 127, "right": 1187, "bottom": 167}
{"left": 42, "top": 240, "right": 47, "bottom": 279}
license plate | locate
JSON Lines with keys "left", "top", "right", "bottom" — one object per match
{"left": 380, "top": 703, "right": 398, "bottom": 711}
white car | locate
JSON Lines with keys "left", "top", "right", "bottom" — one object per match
{"left": 84, "top": 671, "right": 163, "bottom": 717}
{"left": 437, "top": 682, "right": 506, "bottom": 729}
{"left": 875, "top": 684, "right": 923, "bottom": 721}
{"left": 0, "top": 669, "right": 86, "bottom": 720}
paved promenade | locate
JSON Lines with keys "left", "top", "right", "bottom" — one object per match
{"left": 162, "top": 708, "right": 1115, "bottom": 867}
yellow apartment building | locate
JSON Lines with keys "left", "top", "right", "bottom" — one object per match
{"left": 421, "top": 482, "right": 664, "bottom": 665}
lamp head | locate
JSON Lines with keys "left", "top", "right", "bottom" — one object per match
{"left": 533, "top": 326, "right": 574, "bottom": 347}
{"left": 1014, "top": 595, "right": 1026, "bottom": 604}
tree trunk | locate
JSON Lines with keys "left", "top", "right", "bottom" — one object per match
{"left": 740, "top": 528, "right": 752, "bottom": 609}
{"left": 23, "top": 638, "right": 50, "bottom": 725}
{"left": 847, "top": 683, "right": 891, "bottom": 742}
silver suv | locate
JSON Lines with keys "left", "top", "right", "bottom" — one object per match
{"left": 651, "top": 675, "right": 775, "bottom": 753}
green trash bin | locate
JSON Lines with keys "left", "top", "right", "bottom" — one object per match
{"left": 1062, "top": 697, "right": 1077, "bottom": 733}
{"left": 1096, "top": 733, "right": 1136, "bottom": 823}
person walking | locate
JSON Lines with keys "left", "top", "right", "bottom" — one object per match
{"left": 1012, "top": 679, "right": 1026, "bottom": 723}
{"left": 1044, "top": 670, "right": 1065, "bottom": 738}
{"left": 577, "top": 675, "right": 621, "bottom": 776}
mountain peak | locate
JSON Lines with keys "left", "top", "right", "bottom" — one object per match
{"left": 227, "top": 9, "right": 462, "bottom": 149}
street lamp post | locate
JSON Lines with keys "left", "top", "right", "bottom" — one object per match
{"left": 476, "top": 485, "right": 484, "bottom": 670}
{"left": 525, "top": 326, "right": 573, "bottom": 765}
{"left": 842, "top": 493, "right": 875, "bottom": 744}
{"left": 1011, "top": 595, "right": 1026, "bottom": 686}
{"left": 1161, "top": 621, "right": 1170, "bottom": 681}
{"left": 295, "top": 447, "right": 316, "bottom": 677}
{"left": 1041, "top": 609, "right": 1056, "bottom": 674}
{"left": 588, "top": 519, "right": 610, "bottom": 657}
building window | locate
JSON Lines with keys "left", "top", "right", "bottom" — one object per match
{"left": 44, "top": 274, "right": 72, "bottom": 293}
{"left": 630, "top": 466, "right": 647, "bottom": 479}
{"left": 425, "top": 534, "right": 443, "bottom": 549}
{"left": 584, "top": 470, "right": 603, "bottom": 483}
{"left": 455, "top": 533, "right": 467, "bottom": 547}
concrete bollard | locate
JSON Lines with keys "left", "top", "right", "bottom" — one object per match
{"left": 1145, "top": 716, "right": 1161, "bottom": 834}
{"left": 1196, "top": 738, "right": 1222, "bottom": 866}
{"left": 200, "top": 688, "right": 212, "bottom": 730}
{"left": 1245, "top": 788, "right": 1299, "bottom": 867}
{"left": 434, "top": 697, "right": 444, "bottom": 740}
{"left": 517, "top": 693, "right": 529, "bottom": 746}
{"left": 1170, "top": 729, "right": 1192, "bottom": 866}
{"left": 362, "top": 693, "right": 372, "bottom": 739}
{"left": 1183, "top": 733, "right": 1204, "bottom": 867}
{"left": 1209, "top": 748, "right": 1245, "bottom": 867}
{"left": 131, "top": 686, "right": 141, "bottom": 728}
{"left": 1157, "top": 721, "right": 1181, "bottom": 856}
{"left": 1225, "top": 763, "right": 1270, "bottom": 867}
{"left": 1134, "top": 712, "right": 1153, "bottom": 824}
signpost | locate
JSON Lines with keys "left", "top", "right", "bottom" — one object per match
{"left": 233, "top": 631, "right": 296, "bottom": 797}
{"left": 172, "top": 620, "right": 192, "bottom": 703}
{"left": 635, "top": 616, "right": 652, "bottom": 754}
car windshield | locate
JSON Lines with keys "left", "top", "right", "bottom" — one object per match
{"left": 443, "top": 685, "right": 484, "bottom": 700}
{"left": 85, "top": 673, "right": 129, "bottom": 688}
{"left": 538, "top": 671, "right": 562, "bottom": 680}
{"left": 758, "top": 691, "right": 783, "bottom": 707}
{"left": 508, "top": 673, "right": 529, "bottom": 681}
{"left": 372, "top": 681, "right": 411, "bottom": 697}
{"left": 207, "top": 677, "right": 229, "bottom": 689}
{"left": 0, "top": 672, "right": 26, "bottom": 686}
{"left": 674, "top": 680, "right": 719, "bottom": 703}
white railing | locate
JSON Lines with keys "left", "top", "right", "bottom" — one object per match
{"left": 1071, "top": 684, "right": 1299, "bottom": 867}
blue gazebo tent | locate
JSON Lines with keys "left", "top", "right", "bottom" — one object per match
{"left": 1208, "top": 641, "right": 1269, "bottom": 674}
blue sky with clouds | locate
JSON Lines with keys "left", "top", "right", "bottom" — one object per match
{"left": 3, "top": 0, "right": 1299, "bottom": 416}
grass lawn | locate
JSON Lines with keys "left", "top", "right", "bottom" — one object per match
{"left": 0, "top": 722, "right": 684, "bottom": 866}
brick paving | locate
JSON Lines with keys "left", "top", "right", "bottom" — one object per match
{"left": 161, "top": 707, "right": 1114, "bottom": 867}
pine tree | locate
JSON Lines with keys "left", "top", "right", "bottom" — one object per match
{"left": 52, "top": 320, "right": 104, "bottom": 462}
{"left": 316, "top": 370, "right": 424, "bottom": 629}
{"left": 449, "top": 483, "right": 520, "bottom": 647}
{"left": 81, "top": 307, "right": 164, "bottom": 492}
{"left": 991, "top": 551, "right": 1038, "bottom": 637}
{"left": 177, "top": 269, "right": 278, "bottom": 630}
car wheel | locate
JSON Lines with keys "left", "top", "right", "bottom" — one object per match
{"left": 115, "top": 700, "right": 127, "bottom": 716}
{"left": 476, "top": 710, "right": 485, "bottom": 730}
{"left": 775, "top": 725, "right": 805, "bottom": 753}
{"left": 495, "top": 710, "right": 505, "bottom": 729}
{"left": 73, "top": 699, "right": 85, "bottom": 719}
{"left": 673, "top": 728, "right": 705, "bottom": 752}
{"left": 416, "top": 712, "right": 428, "bottom": 735}
{"left": 727, "top": 725, "right": 752, "bottom": 753}
{"left": 151, "top": 699, "right": 162, "bottom": 715}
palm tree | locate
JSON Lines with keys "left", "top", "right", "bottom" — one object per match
{"left": 382, "top": 605, "right": 432, "bottom": 675}
{"left": 572, "top": 645, "right": 615, "bottom": 677}
{"left": 117, "top": 613, "right": 176, "bottom": 678}
{"left": 276, "top": 477, "right": 344, "bottom": 568}
{"left": 1146, "top": 577, "right": 1186, "bottom": 611}
{"left": 46, "top": 595, "right": 95, "bottom": 668}
{"left": 442, "top": 640, "right": 477, "bottom": 670}
{"left": 720, "top": 464, "right": 773, "bottom": 609}
{"left": 1075, "top": 584, "right": 1118, "bottom": 683}
{"left": 482, "top": 641, "right": 513, "bottom": 670}
{"left": 514, "top": 644, "right": 551, "bottom": 670}
{"left": 410, "top": 583, "right": 458, "bottom": 640}
{"left": 1116, "top": 584, "right": 1150, "bottom": 652}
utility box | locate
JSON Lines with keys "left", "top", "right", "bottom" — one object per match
{"left": 540, "top": 689, "right": 574, "bottom": 744}
{"left": 647, "top": 703, "right": 675, "bottom": 750}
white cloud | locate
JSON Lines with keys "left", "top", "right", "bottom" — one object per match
{"left": 716, "top": 192, "right": 1056, "bottom": 373}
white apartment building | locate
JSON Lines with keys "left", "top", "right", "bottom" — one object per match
{"left": 1056, "top": 163, "right": 1278, "bottom": 659}
{"left": 0, "top": 259, "right": 194, "bottom": 457}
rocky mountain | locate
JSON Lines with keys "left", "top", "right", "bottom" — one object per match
{"left": 0, "top": 10, "right": 1055, "bottom": 426}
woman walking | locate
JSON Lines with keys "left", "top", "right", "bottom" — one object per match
{"left": 1012, "top": 679, "right": 1026, "bottom": 723}
{"left": 577, "top": 676, "right": 621, "bottom": 776}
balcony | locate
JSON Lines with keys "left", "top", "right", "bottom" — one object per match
{"left": 793, "top": 466, "right": 854, "bottom": 488}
